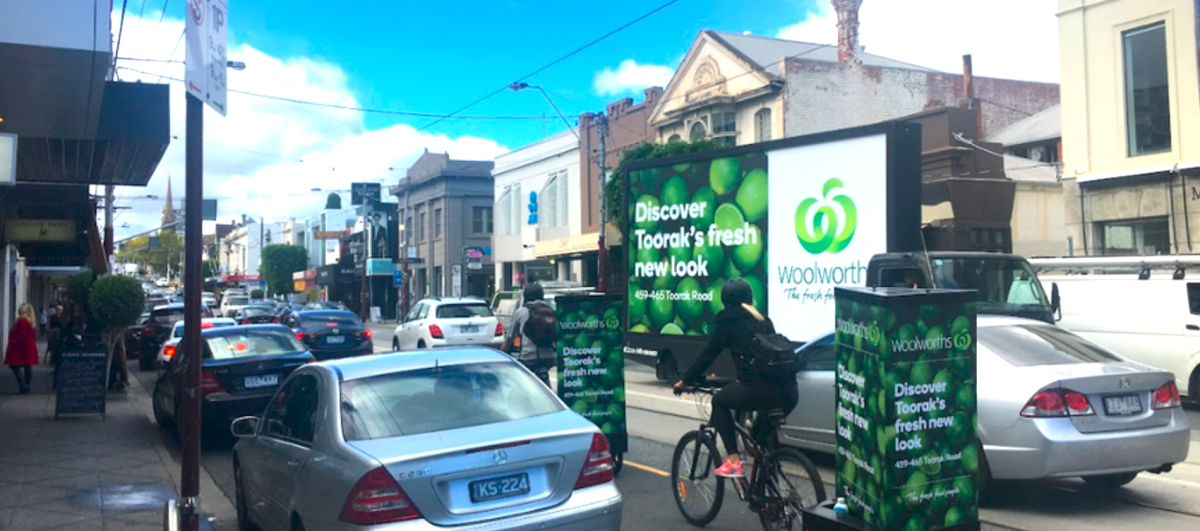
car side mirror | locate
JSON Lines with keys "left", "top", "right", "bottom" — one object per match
{"left": 1050, "top": 283, "right": 1061, "bottom": 319}
{"left": 230, "top": 416, "right": 259, "bottom": 438}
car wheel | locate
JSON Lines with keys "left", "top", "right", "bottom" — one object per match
{"left": 978, "top": 446, "right": 993, "bottom": 505}
{"left": 153, "top": 394, "right": 171, "bottom": 428}
{"left": 392, "top": 337, "right": 400, "bottom": 351}
{"left": 234, "top": 461, "right": 260, "bottom": 531}
{"left": 1188, "top": 368, "right": 1199, "bottom": 407}
{"left": 291, "top": 515, "right": 306, "bottom": 531}
{"left": 656, "top": 352, "right": 679, "bottom": 382}
{"left": 418, "top": 340, "right": 427, "bottom": 349}
{"left": 1082, "top": 472, "right": 1138, "bottom": 490}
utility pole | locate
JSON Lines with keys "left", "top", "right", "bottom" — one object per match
{"left": 402, "top": 189, "right": 411, "bottom": 318}
{"left": 104, "top": 185, "right": 115, "bottom": 272}
{"left": 596, "top": 112, "right": 609, "bottom": 292}
{"left": 361, "top": 201, "right": 372, "bottom": 320}
{"left": 179, "top": 92, "right": 204, "bottom": 531}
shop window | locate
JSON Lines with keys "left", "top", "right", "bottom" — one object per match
{"left": 755, "top": 108, "right": 772, "bottom": 143}
{"left": 473, "top": 206, "right": 493, "bottom": 235}
{"left": 539, "top": 171, "right": 569, "bottom": 229}
{"left": 494, "top": 188, "right": 513, "bottom": 235}
{"left": 1124, "top": 22, "right": 1171, "bottom": 156}
{"left": 1096, "top": 217, "right": 1169, "bottom": 256}
{"left": 689, "top": 121, "right": 707, "bottom": 141}
{"left": 668, "top": 134, "right": 682, "bottom": 143}
{"left": 418, "top": 211, "right": 426, "bottom": 242}
{"left": 433, "top": 266, "right": 443, "bottom": 297}
{"left": 434, "top": 208, "right": 442, "bottom": 238}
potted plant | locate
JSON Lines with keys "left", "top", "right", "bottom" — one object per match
{"left": 88, "top": 275, "right": 145, "bottom": 392}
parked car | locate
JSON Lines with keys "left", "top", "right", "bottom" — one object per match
{"left": 139, "top": 303, "right": 188, "bottom": 371}
{"left": 156, "top": 318, "right": 238, "bottom": 367}
{"left": 152, "top": 324, "right": 315, "bottom": 434}
{"left": 125, "top": 313, "right": 151, "bottom": 360}
{"left": 286, "top": 310, "right": 373, "bottom": 361}
{"left": 304, "top": 300, "right": 348, "bottom": 311}
{"left": 222, "top": 295, "right": 251, "bottom": 318}
{"left": 143, "top": 297, "right": 170, "bottom": 315}
{"left": 781, "top": 315, "right": 1191, "bottom": 497}
{"left": 235, "top": 306, "right": 280, "bottom": 325}
{"left": 201, "top": 292, "right": 218, "bottom": 309}
{"left": 229, "top": 348, "right": 621, "bottom": 531}
{"left": 394, "top": 298, "right": 504, "bottom": 351}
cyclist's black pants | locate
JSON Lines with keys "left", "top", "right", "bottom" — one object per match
{"left": 711, "top": 380, "right": 799, "bottom": 455}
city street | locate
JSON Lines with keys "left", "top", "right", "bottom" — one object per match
{"left": 127, "top": 329, "right": 1200, "bottom": 531}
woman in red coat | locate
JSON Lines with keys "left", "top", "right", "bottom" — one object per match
{"left": 5, "top": 303, "right": 38, "bottom": 394}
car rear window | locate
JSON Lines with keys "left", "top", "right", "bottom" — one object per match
{"left": 152, "top": 309, "right": 185, "bottom": 325}
{"left": 204, "top": 329, "right": 306, "bottom": 360}
{"left": 436, "top": 303, "right": 492, "bottom": 319}
{"left": 339, "top": 361, "right": 563, "bottom": 441}
{"left": 225, "top": 297, "right": 250, "bottom": 306}
{"left": 978, "top": 325, "right": 1124, "bottom": 367}
{"left": 300, "top": 313, "right": 360, "bottom": 326}
{"left": 242, "top": 307, "right": 273, "bottom": 317}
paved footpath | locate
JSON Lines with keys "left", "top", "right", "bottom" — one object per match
{"left": 0, "top": 345, "right": 231, "bottom": 531}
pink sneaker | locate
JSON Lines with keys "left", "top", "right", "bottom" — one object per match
{"left": 714, "top": 458, "right": 745, "bottom": 478}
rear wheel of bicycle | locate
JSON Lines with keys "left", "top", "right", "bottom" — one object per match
{"left": 757, "top": 448, "right": 826, "bottom": 531}
{"left": 671, "top": 431, "right": 725, "bottom": 526}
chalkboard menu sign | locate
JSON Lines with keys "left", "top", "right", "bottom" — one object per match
{"left": 55, "top": 349, "right": 108, "bottom": 419}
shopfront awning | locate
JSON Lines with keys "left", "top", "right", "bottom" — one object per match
{"left": 534, "top": 233, "right": 600, "bottom": 259}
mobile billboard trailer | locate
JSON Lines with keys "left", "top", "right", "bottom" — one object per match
{"left": 622, "top": 122, "right": 924, "bottom": 379}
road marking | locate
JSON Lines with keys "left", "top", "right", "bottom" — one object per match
{"left": 624, "top": 460, "right": 670, "bottom": 477}
{"left": 627, "top": 390, "right": 693, "bottom": 403}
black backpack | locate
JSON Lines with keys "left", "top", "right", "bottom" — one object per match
{"left": 522, "top": 303, "right": 557, "bottom": 348}
{"left": 744, "top": 323, "right": 803, "bottom": 380}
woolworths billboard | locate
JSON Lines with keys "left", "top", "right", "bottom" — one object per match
{"left": 624, "top": 122, "right": 922, "bottom": 355}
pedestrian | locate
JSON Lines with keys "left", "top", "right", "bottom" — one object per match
{"left": 37, "top": 307, "right": 48, "bottom": 336}
{"left": 502, "top": 283, "right": 557, "bottom": 386}
{"left": 5, "top": 303, "right": 39, "bottom": 394}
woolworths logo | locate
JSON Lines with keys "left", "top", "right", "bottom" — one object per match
{"left": 953, "top": 329, "right": 972, "bottom": 350}
{"left": 893, "top": 330, "right": 973, "bottom": 353}
{"left": 795, "top": 178, "right": 857, "bottom": 255}
{"left": 836, "top": 319, "right": 881, "bottom": 346}
{"left": 561, "top": 318, "right": 620, "bottom": 331}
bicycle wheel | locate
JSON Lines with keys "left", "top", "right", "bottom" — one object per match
{"left": 671, "top": 431, "right": 725, "bottom": 526}
{"left": 757, "top": 448, "right": 826, "bottom": 531}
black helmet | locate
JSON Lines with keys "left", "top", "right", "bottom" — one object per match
{"left": 524, "top": 283, "right": 544, "bottom": 302}
{"left": 721, "top": 278, "right": 753, "bottom": 309}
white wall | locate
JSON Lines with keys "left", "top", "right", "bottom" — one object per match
{"left": 0, "top": 0, "right": 110, "bottom": 52}
{"left": 492, "top": 130, "right": 580, "bottom": 271}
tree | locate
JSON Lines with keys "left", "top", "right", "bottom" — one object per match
{"left": 68, "top": 270, "right": 96, "bottom": 308}
{"left": 88, "top": 274, "right": 145, "bottom": 388}
{"left": 603, "top": 138, "right": 724, "bottom": 231}
{"left": 202, "top": 259, "right": 220, "bottom": 279}
{"left": 250, "top": 289, "right": 264, "bottom": 299}
{"left": 260, "top": 244, "right": 308, "bottom": 295}
{"left": 325, "top": 193, "right": 342, "bottom": 210}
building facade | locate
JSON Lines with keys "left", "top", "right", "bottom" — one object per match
{"left": 1058, "top": 0, "right": 1200, "bottom": 255}
{"left": 218, "top": 220, "right": 282, "bottom": 281}
{"left": 391, "top": 152, "right": 495, "bottom": 305}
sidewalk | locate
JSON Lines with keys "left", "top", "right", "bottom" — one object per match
{"left": 0, "top": 343, "right": 229, "bottom": 531}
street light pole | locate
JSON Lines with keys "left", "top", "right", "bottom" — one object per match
{"left": 180, "top": 92, "right": 204, "bottom": 531}
{"left": 596, "top": 112, "right": 608, "bottom": 292}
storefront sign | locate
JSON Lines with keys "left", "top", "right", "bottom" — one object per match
{"left": 465, "top": 246, "right": 484, "bottom": 270}
{"left": 366, "top": 258, "right": 394, "bottom": 276}
{"left": 555, "top": 294, "right": 627, "bottom": 454}
{"left": 834, "top": 287, "right": 979, "bottom": 531}
{"left": 6, "top": 219, "right": 76, "bottom": 243}
{"left": 312, "top": 230, "right": 344, "bottom": 240}
{"left": 55, "top": 349, "right": 108, "bottom": 419}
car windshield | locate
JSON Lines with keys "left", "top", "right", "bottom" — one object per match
{"left": 242, "top": 307, "right": 273, "bottom": 317}
{"left": 339, "top": 361, "right": 562, "bottom": 441}
{"left": 300, "top": 313, "right": 360, "bottom": 327}
{"left": 931, "top": 258, "right": 1050, "bottom": 312}
{"left": 979, "top": 324, "right": 1124, "bottom": 367}
{"left": 225, "top": 296, "right": 249, "bottom": 306}
{"left": 203, "top": 328, "right": 306, "bottom": 360}
{"left": 152, "top": 309, "right": 185, "bottom": 325}
{"left": 436, "top": 303, "right": 492, "bottom": 319}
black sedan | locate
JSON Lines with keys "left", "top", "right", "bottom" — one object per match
{"left": 234, "top": 305, "right": 279, "bottom": 325}
{"left": 151, "top": 325, "right": 314, "bottom": 435}
{"left": 285, "top": 310, "right": 372, "bottom": 361}
{"left": 139, "top": 303, "right": 187, "bottom": 371}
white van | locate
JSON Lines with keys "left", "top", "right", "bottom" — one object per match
{"left": 1037, "top": 269, "right": 1200, "bottom": 399}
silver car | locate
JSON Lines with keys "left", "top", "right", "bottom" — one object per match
{"left": 782, "top": 316, "right": 1190, "bottom": 492}
{"left": 230, "top": 348, "right": 622, "bottom": 531}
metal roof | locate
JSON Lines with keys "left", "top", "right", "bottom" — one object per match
{"left": 707, "top": 31, "right": 937, "bottom": 73}
{"left": 984, "top": 104, "right": 1061, "bottom": 147}
{"left": 1003, "top": 154, "right": 1059, "bottom": 184}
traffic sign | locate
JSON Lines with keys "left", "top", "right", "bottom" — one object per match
{"left": 351, "top": 183, "right": 382, "bottom": 206}
{"left": 393, "top": 269, "right": 404, "bottom": 288}
{"left": 185, "top": 0, "right": 229, "bottom": 115}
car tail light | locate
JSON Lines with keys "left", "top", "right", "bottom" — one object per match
{"left": 273, "top": 317, "right": 281, "bottom": 323}
{"left": 429, "top": 324, "right": 444, "bottom": 339}
{"left": 1153, "top": 381, "right": 1182, "bottom": 410}
{"left": 163, "top": 346, "right": 176, "bottom": 359}
{"left": 240, "top": 319, "right": 250, "bottom": 325}
{"left": 200, "top": 369, "right": 223, "bottom": 396}
{"left": 495, "top": 322, "right": 504, "bottom": 337}
{"left": 364, "top": 329, "right": 373, "bottom": 339}
{"left": 1020, "top": 388, "right": 1093, "bottom": 417}
{"left": 339, "top": 467, "right": 421, "bottom": 524}
{"left": 574, "top": 433, "right": 615, "bottom": 490}
{"left": 201, "top": 322, "right": 214, "bottom": 329}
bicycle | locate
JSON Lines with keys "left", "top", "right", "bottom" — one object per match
{"left": 671, "top": 385, "right": 826, "bottom": 530}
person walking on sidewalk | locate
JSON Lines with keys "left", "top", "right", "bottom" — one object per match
{"left": 37, "top": 307, "right": 48, "bottom": 336}
{"left": 5, "top": 303, "right": 39, "bottom": 394}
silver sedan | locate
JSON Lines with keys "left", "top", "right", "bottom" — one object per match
{"left": 781, "top": 315, "right": 1191, "bottom": 492}
{"left": 230, "top": 348, "right": 622, "bottom": 531}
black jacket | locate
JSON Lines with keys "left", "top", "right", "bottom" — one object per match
{"left": 683, "top": 305, "right": 777, "bottom": 386}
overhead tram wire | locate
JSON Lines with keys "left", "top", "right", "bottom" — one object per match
{"left": 155, "top": 0, "right": 169, "bottom": 29}
{"left": 157, "top": 30, "right": 184, "bottom": 83}
{"left": 112, "top": 0, "right": 130, "bottom": 77}
{"left": 414, "top": 0, "right": 682, "bottom": 133}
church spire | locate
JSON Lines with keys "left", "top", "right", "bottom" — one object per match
{"left": 161, "top": 178, "right": 177, "bottom": 227}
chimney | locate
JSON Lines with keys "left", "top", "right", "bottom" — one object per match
{"left": 832, "top": 0, "right": 863, "bottom": 64}
{"left": 961, "top": 54, "right": 983, "bottom": 137}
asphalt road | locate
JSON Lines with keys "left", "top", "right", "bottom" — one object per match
{"left": 135, "top": 331, "right": 1200, "bottom": 531}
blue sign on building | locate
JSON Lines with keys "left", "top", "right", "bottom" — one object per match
{"left": 393, "top": 269, "right": 404, "bottom": 288}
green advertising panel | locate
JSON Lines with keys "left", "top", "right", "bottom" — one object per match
{"left": 626, "top": 153, "right": 769, "bottom": 338}
{"left": 555, "top": 294, "right": 628, "bottom": 454}
{"left": 834, "top": 287, "right": 979, "bottom": 531}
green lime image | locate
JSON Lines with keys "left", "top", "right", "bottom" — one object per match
{"left": 672, "top": 162, "right": 691, "bottom": 172}
{"left": 934, "top": 369, "right": 953, "bottom": 389}
{"left": 634, "top": 194, "right": 660, "bottom": 232}
{"left": 574, "top": 333, "right": 591, "bottom": 349}
{"left": 675, "top": 277, "right": 704, "bottom": 322}
{"left": 919, "top": 452, "right": 942, "bottom": 476}
{"left": 661, "top": 175, "right": 689, "bottom": 207}
{"left": 613, "top": 386, "right": 625, "bottom": 403}
{"left": 591, "top": 339, "right": 606, "bottom": 352}
{"left": 916, "top": 318, "right": 929, "bottom": 337}
{"left": 926, "top": 325, "right": 945, "bottom": 346}
{"left": 733, "top": 225, "right": 763, "bottom": 271}
{"left": 709, "top": 157, "right": 742, "bottom": 196}
{"left": 952, "top": 351, "right": 973, "bottom": 374}
{"left": 649, "top": 297, "right": 674, "bottom": 329}
{"left": 745, "top": 275, "right": 766, "bottom": 314}
{"left": 896, "top": 323, "right": 916, "bottom": 344}
{"left": 603, "top": 307, "right": 620, "bottom": 325}
{"left": 734, "top": 168, "right": 768, "bottom": 223}
{"left": 696, "top": 240, "right": 726, "bottom": 283}
{"left": 708, "top": 279, "right": 725, "bottom": 315}
{"left": 910, "top": 360, "right": 933, "bottom": 386}
{"left": 956, "top": 384, "right": 976, "bottom": 411}
{"left": 653, "top": 268, "right": 676, "bottom": 292}
{"left": 953, "top": 475, "right": 976, "bottom": 503}
{"left": 713, "top": 202, "right": 746, "bottom": 240}
{"left": 666, "top": 241, "right": 692, "bottom": 268}
{"left": 686, "top": 330, "right": 705, "bottom": 337}
{"left": 961, "top": 443, "right": 979, "bottom": 473}
{"left": 635, "top": 245, "right": 660, "bottom": 275}
{"left": 947, "top": 411, "right": 970, "bottom": 445}
{"left": 630, "top": 324, "right": 649, "bottom": 333}
{"left": 920, "top": 304, "right": 939, "bottom": 322}
{"left": 601, "top": 422, "right": 615, "bottom": 435}
{"left": 602, "top": 368, "right": 621, "bottom": 388}
{"left": 841, "top": 453, "right": 857, "bottom": 486}
{"left": 903, "top": 515, "right": 925, "bottom": 531}
{"left": 690, "top": 187, "right": 717, "bottom": 230}
{"left": 902, "top": 471, "right": 928, "bottom": 507}
{"left": 661, "top": 323, "right": 684, "bottom": 335}
{"left": 951, "top": 315, "right": 971, "bottom": 336}
{"left": 944, "top": 507, "right": 963, "bottom": 527}
{"left": 725, "top": 260, "right": 741, "bottom": 280}
{"left": 877, "top": 426, "right": 896, "bottom": 456}
{"left": 607, "top": 403, "right": 624, "bottom": 422}
{"left": 572, "top": 400, "right": 589, "bottom": 415}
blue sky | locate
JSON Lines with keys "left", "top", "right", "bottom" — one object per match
{"left": 224, "top": 0, "right": 818, "bottom": 147}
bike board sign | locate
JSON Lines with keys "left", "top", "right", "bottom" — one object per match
{"left": 834, "top": 287, "right": 979, "bottom": 531}
{"left": 554, "top": 294, "right": 627, "bottom": 454}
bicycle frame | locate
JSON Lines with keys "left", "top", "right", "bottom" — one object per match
{"left": 684, "top": 414, "right": 771, "bottom": 502}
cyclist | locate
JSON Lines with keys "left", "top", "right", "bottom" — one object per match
{"left": 673, "top": 278, "right": 799, "bottom": 478}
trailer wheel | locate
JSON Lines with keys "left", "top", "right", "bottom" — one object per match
{"left": 1188, "top": 368, "right": 1199, "bottom": 408}
{"left": 656, "top": 352, "right": 679, "bottom": 382}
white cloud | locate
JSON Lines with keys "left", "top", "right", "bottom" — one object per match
{"left": 592, "top": 59, "right": 674, "bottom": 97}
{"left": 776, "top": 0, "right": 1060, "bottom": 83}
{"left": 109, "top": 11, "right": 507, "bottom": 238}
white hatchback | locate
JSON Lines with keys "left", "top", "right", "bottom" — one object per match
{"left": 393, "top": 299, "right": 504, "bottom": 351}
